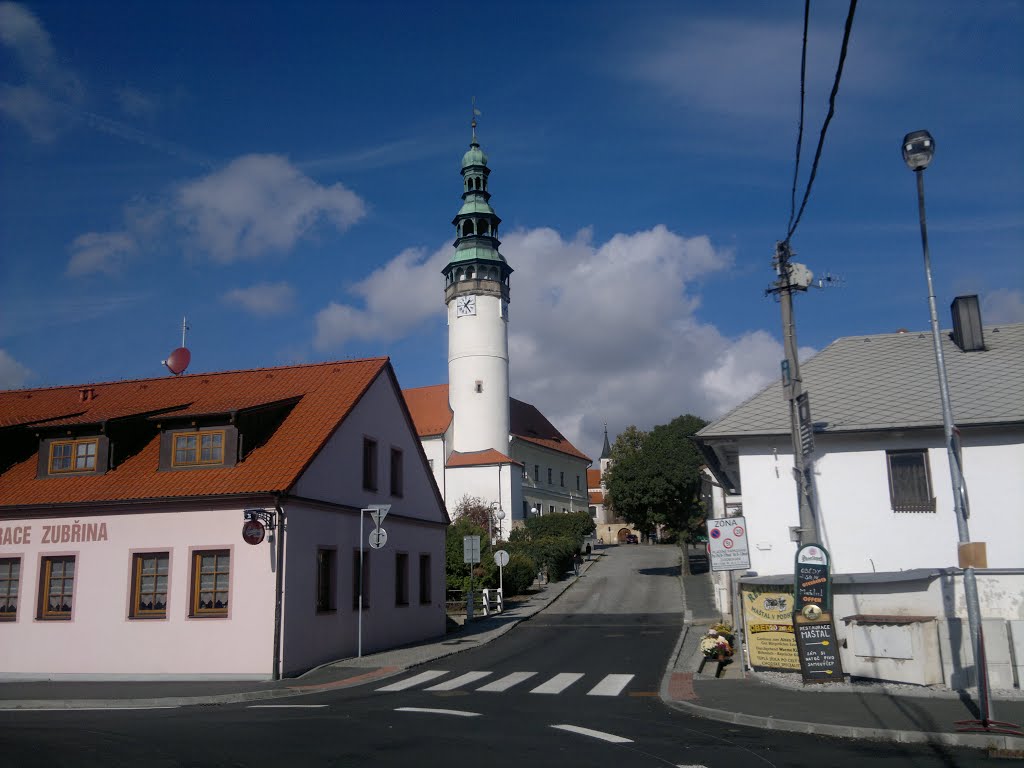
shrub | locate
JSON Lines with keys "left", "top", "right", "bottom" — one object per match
{"left": 500, "top": 552, "right": 537, "bottom": 596}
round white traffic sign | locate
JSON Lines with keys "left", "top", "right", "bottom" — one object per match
{"left": 494, "top": 549, "right": 510, "bottom": 567}
{"left": 369, "top": 527, "right": 388, "bottom": 549}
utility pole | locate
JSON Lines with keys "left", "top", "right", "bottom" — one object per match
{"left": 768, "top": 241, "right": 820, "bottom": 547}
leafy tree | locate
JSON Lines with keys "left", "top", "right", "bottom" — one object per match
{"left": 603, "top": 415, "right": 708, "bottom": 541}
{"left": 508, "top": 511, "right": 594, "bottom": 581}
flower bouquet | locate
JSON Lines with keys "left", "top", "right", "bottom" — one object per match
{"left": 699, "top": 625, "right": 734, "bottom": 659}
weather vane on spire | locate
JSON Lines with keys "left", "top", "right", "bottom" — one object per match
{"left": 471, "top": 97, "right": 481, "bottom": 143}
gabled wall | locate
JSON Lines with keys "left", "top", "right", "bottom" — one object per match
{"left": 736, "top": 427, "right": 1024, "bottom": 576}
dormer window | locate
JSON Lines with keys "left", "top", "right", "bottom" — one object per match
{"left": 38, "top": 435, "right": 109, "bottom": 478}
{"left": 50, "top": 438, "right": 98, "bottom": 474}
{"left": 160, "top": 426, "right": 237, "bottom": 471}
{"left": 173, "top": 430, "right": 225, "bottom": 467}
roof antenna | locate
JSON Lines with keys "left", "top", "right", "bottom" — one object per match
{"left": 162, "top": 316, "right": 192, "bottom": 375}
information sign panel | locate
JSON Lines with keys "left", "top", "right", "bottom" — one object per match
{"left": 463, "top": 535, "right": 480, "bottom": 564}
{"left": 741, "top": 584, "right": 799, "bottom": 672}
{"left": 706, "top": 516, "right": 750, "bottom": 571}
{"left": 794, "top": 614, "right": 844, "bottom": 682}
{"left": 794, "top": 544, "right": 831, "bottom": 614}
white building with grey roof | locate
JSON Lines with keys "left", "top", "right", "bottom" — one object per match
{"left": 697, "top": 309, "right": 1023, "bottom": 576}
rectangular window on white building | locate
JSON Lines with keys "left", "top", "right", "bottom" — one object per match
{"left": 130, "top": 552, "right": 169, "bottom": 619}
{"left": 39, "top": 556, "right": 75, "bottom": 620}
{"left": 0, "top": 558, "right": 20, "bottom": 621}
{"left": 886, "top": 450, "right": 936, "bottom": 512}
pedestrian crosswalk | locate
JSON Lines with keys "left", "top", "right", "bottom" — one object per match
{"left": 377, "top": 670, "right": 635, "bottom": 697}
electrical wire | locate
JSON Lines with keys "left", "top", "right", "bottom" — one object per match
{"left": 786, "top": 0, "right": 811, "bottom": 237}
{"left": 785, "top": 0, "right": 858, "bottom": 245}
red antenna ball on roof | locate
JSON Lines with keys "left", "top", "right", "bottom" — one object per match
{"left": 163, "top": 347, "right": 191, "bottom": 376}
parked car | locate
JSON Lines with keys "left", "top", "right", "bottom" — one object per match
{"left": 625, "top": 534, "right": 639, "bottom": 544}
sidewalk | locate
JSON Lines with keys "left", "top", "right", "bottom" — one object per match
{"left": 0, "top": 554, "right": 596, "bottom": 711}
{"left": 663, "top": 569, "right": 1024, "bottom": 754}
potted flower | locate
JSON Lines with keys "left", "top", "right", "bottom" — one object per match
{"left": 699, "top": 624, "right": 734, "bottom": 662}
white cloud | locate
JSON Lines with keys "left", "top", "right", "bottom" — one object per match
{"left": 983, "top": 289, "right": 1024, "bottom": 324}
{"left": 222, "top": 282, "right": 295, "bottom": 315}
{"left": 0, "top": 1, "right": 83, "bottom": 141}
{"left": 66, "top": 231, "right": 137, "bottom": 276}
{"left": 311, "top": 223, "right": 788, "bottom": 458}
{"left": 176, "top": 154, "right": 366, "bottom": 262}
{"left": 65, "top": 154, "right": 367, "bottom": 275}
{"left": 314, "top": 246, "right": 448, "bottom": 349}
{"left": 0, "top": 348, "right": 32, "bottom": 388}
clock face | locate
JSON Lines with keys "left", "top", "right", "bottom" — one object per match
{"left": 456, "top": 295, "right": 477, "bottom": 317}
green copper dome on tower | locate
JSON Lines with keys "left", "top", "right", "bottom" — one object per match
{"left": 443, "top": 109, "right": 512, "bottom": 302}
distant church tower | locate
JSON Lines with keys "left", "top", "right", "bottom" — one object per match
{"left": 443, "top": 112, "right": 513, "bottom": 454}
{"left": 600, "top": 424, "right": 613, "bottom": 476}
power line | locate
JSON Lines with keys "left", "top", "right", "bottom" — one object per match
{"left": 785, "top": 0, "right": 858, "bottom": 244}
{"left": 786, "top": 0, "right": 811, "bottom": 237}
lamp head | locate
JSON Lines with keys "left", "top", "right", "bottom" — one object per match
{"left": 902, "top": 130, "right": 935, "bottom": 171}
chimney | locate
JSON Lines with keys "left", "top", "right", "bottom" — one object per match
{"left": 950, "top": 295, "right": 985, "bottom": 352}
{"left": 79, "top": 387, "right": 96, "bottom": 402}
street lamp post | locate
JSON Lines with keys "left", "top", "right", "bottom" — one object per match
{"left": 902, "top": 130, "right": 995, "bottom": 729}
{"left": 489, "top": 501, "right": 506, "bottom": 545}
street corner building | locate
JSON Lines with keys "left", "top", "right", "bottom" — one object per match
{"left": 0, "top": 358, "right": 449, "bottom": 681}
{"left": 696, "top": 302, "right": 1024, "bottom": 688}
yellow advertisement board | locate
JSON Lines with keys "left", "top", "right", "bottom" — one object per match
{"left": 741, "top": 584, "right": 800, "bottom": 671}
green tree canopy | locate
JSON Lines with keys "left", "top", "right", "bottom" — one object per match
{"left": 603, "top": 414, "right": 708, "bottom": 541}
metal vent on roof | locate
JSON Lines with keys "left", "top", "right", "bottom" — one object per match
{"left": 950, "top": 295, "right": 985, "bottom": 352}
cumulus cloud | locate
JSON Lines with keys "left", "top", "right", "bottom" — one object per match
{"left": 315, "top": 246, "right": 449, "bottom": 349}
{"left": 0, "top": 1, "right": 83, "bottom": 141}
{"left": 65, "top": 154, "right": 367, "bottom": 275}
{"left": 66, "top": 231, "right": 137, "bottom": 276}
{"left": 176, "top": 155, "right": 366, "bottom": 262}
{"left": 983, "top": 289, "right": 1024, "bottom": 324}
{"left": 312, "top": 223, "right": 788, "bottom": 457}
{"left": 222, "top": 282, "right": 296, "bottom": 315}
{"left": 0, "top": 348, "right": 32, "bottom": 388}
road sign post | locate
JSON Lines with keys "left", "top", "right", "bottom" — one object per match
{"left": 706, "top": 516, "right": 751, "bottom": 572}
{"left": 359, "top": 504, "right": 391, "bottom": 658}
{"left": 494, "top": 549, "right": 509, "bottom": 605}
{"left": 464, "top": 535, "right": 480, "bottom": 621}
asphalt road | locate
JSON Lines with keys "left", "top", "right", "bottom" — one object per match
{"left": 0, "top": 545, "right": 991, "bottom": 767}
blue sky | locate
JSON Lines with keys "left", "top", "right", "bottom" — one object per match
{"left": 1, "top": 0, "right": 1022, "bottom": 461}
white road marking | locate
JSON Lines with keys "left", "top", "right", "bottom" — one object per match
{"left": 551, "top": 724, "right": 632, "bottom": 743}
{"left": 377, "top": 670, "right": 448, "bottom": 691}
{"left": 396, "top": 707, "right": 480, "bottom": 717}
{"left": 476, "top": 671, "right": 538, "bottom": 692}
{"left": 247, "top": 704, "right": 327, "bottom": 709}
{"left": 676, "top": 764, "right": 710, "bottom": 767}
{"left": 425, "top": 671, "right": 492, "bottom": 691}
{"left": 587, "top": 673, "right": 634, "bottom": 696}
{"left": 530, "top": 672, "right": 584, "bottom": 694}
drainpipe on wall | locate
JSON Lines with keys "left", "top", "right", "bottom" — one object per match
{"left": 272, "top": 496, "right": 286, "bottom": 680}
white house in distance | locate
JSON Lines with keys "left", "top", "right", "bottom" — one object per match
{"left": 0, "top": 358, "right": 448, "bottom": 681}
{"left": 697, "top": 299, "right": 1024, "bottom": 688}
{"left": 403, "top": 117, "right": 590, "bottom": 530}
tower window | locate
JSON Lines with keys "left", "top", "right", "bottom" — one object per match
{"left": 475, "top": 381, "right": 483, "bottom": 394}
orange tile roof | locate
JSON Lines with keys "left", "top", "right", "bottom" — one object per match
{"left": 587, "top": 468, "right": 601, "bottom": 488}
{"left": 402, "top": 384, "right": 590, "bottom": 463}
{"left": 589, "top": 490, "right": 604, "bottom": 504}
{"left": 446, "top": 449, "right": 522, "bottom": 468}
{"left": 402, "top": 384, "right": 452, "bottom": 436}
{"left": 0, "top": 359, "right": 389, "bottom": 510}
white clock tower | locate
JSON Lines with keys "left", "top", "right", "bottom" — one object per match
{"left": 443, "top": 114, "right": 512, "bottom": 454}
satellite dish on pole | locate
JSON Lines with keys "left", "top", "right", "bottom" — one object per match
{"left": 163, "top": 347, "right": 191, "bottom": 375}
{"left": 162, "top": 316, "right": 192, "bottom": 375}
